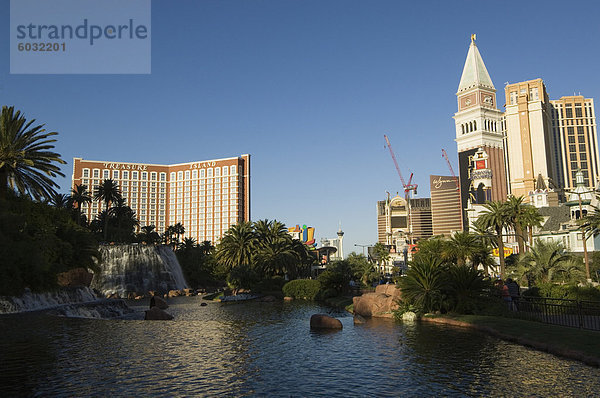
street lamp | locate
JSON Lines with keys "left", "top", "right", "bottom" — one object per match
{"left": 354, "top": 243, "right": 369, "bottom": 256}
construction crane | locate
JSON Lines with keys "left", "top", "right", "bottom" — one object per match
{"left": 441, "top": 149, "right": 460, "bottom": 190}
{"left": 384, "top": 134, "right": 417, "bottom": 245}
{"left": 384, "top": 134, "right": 418, "bottom": 200}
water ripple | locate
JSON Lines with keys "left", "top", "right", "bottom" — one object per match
{"left": 1, "top": 297, "right": 598, "bottom": 397}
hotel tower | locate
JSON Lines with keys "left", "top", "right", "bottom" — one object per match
{"left": 72, "top": 155, "right": 251, "bottom": 244}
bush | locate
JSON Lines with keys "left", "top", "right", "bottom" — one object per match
{"left": 523, "top": 283, "right": 600, "bottom": 302}
{"left": 316, "top": 288, "right": 338, "bottom": 300}
{"left": 444, "top": 265, "right": 492, "bottom": 314}
{"left": 282, "top": 279, "right": 321, "bottom": 300}
{"left": 226, "top": 264, "right": 259, "bottom": 290}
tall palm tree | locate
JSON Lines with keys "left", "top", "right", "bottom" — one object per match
{"left": 579, "top": 202, "right": 600, "bottom": 240}
{"left": 109, "top": 197, "right": 138, "bottom": 242}
{"left": 505, "top": 195, "right": 528, "bottom": 254}
{"left": 478, "top": 200, "right": 510, "bottom": 278}
{"left": 181, "top": 237, "right": 197, "bottom": 252}
{"left": 0, "top": 106, "right": 66, "bottom": 201}
{"left": 70, "top": 183, "right": 92, "bottom": 226}
{"left": 94, "top": 179, "right": 122, "bottom": 241}
{"left": 215, "top": 221, "right": 256, "bottom": 271}
{"left": 520, "top": 205, "right": 544, "bottom": 251}
{"left": 172, "top": 222, "right": 185, "bottom": 247}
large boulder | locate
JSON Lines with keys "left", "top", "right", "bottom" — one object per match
{"left": 353, "top": 284, "right": 401, "bottom": 318}
{"left": 150, "top": 296, "right": 169, "bottom": 310}
{"left": 144, "top": 306, "right": 174, "bottom": 320}
{"left": 57, "top": 268, "right": 94, "bottom": 287}
{"left": 310, "top": 314, "right": 343, "bottom": 329}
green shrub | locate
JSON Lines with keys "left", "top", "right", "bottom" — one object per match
{"left": 523, "top": 283, "right": 600, "bottom": 302}
{"left": 444, "top": 265, "right": 492, "bottom": 314}
{"left": 282, "top": 279, "right": 321, "bottom": 300}
{"left": 398, "top": 255, "right": 446, "bottom": 314}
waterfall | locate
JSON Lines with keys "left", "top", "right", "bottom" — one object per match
{"left": 0, "top": 286, "right": 99, "bottom": 314}
{"left": 91, "top": 244, "right": 188, "bottom": 297}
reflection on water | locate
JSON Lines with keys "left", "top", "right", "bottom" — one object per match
{"left": 1, "top": 297, "right": 598, "bottom": 396}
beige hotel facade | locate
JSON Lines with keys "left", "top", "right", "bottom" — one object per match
{"left": 72, "top": 155, "right": 250, "bottom": 243}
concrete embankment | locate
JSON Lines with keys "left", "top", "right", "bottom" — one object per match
{"left": 421, "top": 316, "right": 600, "bottom": 368}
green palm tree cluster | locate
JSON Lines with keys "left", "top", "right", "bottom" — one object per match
{"left": 474, "top": 196, "right": 543, "bottom": 278}
{"left": 508, "top": 239, "right": 583, "bottom": 286}
{"left": 215, "top": 219, "right": 314, "bottom": 283}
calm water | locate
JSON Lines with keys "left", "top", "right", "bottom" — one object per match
{"left": 1, "top": 297, "right": 599, "bottom": 397}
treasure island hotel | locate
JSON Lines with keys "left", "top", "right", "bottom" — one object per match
{"left": 72, "top": 155, "right": 250, "bottom": 243}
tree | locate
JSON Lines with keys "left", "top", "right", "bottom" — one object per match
{"left": 509, "top": 239, "right": 574, "bottom": 286}
{"left": 520, "top": 205, "right": 544, "bottom": 251}
{"left": 346, "top": 252, "right": 377, "bottom": 286}
{"left": 70, "top": 184, "right": 92, "bottom": 226}
{"left": 478, "top": 200, "right": 510, "bottom": 278}
{"left": 444, "top": 231, "right": 480, "bottom": 266}
{"left": 372, "top": 242, "right": 390, "bottom": 273}
{"left": 138, "top": 225, "right": 160, "bottom": 244}
{"left": 172, "top": 222, "right": 185, "bottom": 247}
{"left": 109, "top": 197, "right": 138, "bottom": 242}
{"left": 255, "top": 237, "right": 299, "bottom": 278}
{"left": 49, "top": 193, "right": 70, "bottom": 209}
{"left": 182, "top": 237, "right": 197, "bottom": 251}
{"left": 505, "top": 195, "right": 528, "bottom": 254}
{"left": 94, "top": 179, "right": 122, "bottom": 241}
{"left": 398, "top": 255, "right": 446, "bottom": 314}
{"left": 0, "top": 106, "right": 66, "bottom": 201}
{"left": 215, "top": 221, "right": 256, "bottom": 272}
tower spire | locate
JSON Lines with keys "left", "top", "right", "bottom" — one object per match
{"left": 457, "top": 34, "right": 494, "bottom": 93}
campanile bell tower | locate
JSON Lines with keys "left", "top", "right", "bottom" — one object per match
{"left": 453, "top": 35, "right": 508, "bottom": 228}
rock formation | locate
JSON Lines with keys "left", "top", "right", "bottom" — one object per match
{"left": 144, "top": 306, "right": 174, "bottom": 320}
{"left": 310, "top": 314, "right": 343, "bottom": 329}
{"left": 352, "top": 284, "right": 401, "bottom": 318}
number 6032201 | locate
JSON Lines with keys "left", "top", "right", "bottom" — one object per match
{"left": 17, "top": 42, "right": 66, "bottom": 51}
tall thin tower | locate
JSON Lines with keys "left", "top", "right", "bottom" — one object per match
{"left": 453, "top": 35, "right": 507, "bottom": 227}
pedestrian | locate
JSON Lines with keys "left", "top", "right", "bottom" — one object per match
{"left": 500, "top": 280, "right": 513, "bottom": 310}
{"left": 506, "top": 278, "right": 520, "bottom": 310}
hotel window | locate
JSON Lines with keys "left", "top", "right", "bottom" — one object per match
{"left": 103, "top": 170, "right": 110, "bottom": 179}
{"left": 170, "top": 172, "right": 176, "bottom": 181}
{"left": 215, "top": 167, "right": 221, "bottom": 177}
{"left": 178, "top": 171, "right": 183, "bottom": 180}
{"left": 149, "top": 172, "right": 156, "bottom": 180}
{"left": 112, "top": 170, "right": 119, "bottom": 179}
{"left": 132, "top": 171, "right": 139, "bottom": 179}
{"left": 159, "top": 173, "right": 166, "bottom": 181}
{"left": 141, "top": 172, "right": 147, "bottom": 180}
{"left": 230, "top": 165, "right": 236, "bottom": 175}
{"left": 93, "top": 169, "right": 100, "bottom": 178}
{"left": 222, "top": 166, "right": 228, "bottom": 176}
{"left": 529, "top": 87, "right": 539, "bottom": 101}
{"left": 185, "top": 171, "right": 190, "bottom": 179}
{"left": 192, "top": 170, "right": 198, "bottom": 178}
{"left": 200, "top": 169, "right": 205, "bottom": 178}
{"left": 123, "top": 171, "right": 129, "bottom": 179}
{"left": 207, "top": 168, "right": 213, "bottom": 178}
{"left": 566, "top": 106, "right": 573, "bottom": 118}
{"left": 83, "top": 169, "right": 90, "bottom": 178}
{"left": 509, "top": 91, "right": 517, "bottom": 105}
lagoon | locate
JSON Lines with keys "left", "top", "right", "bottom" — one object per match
{"left": 1, "top": 297, "right": 598, "bottom": 396}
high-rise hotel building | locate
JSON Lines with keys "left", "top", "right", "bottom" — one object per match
{"left": 72, "top": 155, "right": 250, "bottom": 243}
{"left": 549, "top": 96, "right": 599, "bottom": 190}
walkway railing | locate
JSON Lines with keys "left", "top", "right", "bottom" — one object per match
{"left": 513, "top": 296, "right": 600, "bottom": 331}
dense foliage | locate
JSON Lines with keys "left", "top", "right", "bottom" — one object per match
{"left": 522, "top": 283, "right": 600, "bottom": 302}
{"left": 282, "top": 279, "right": 321, "bottom": 300}
{"left": 215, "top": 219, "right": 316, "bottom": 289}
{"left": 0, "top": 193, "right": 99, "bottom": 295}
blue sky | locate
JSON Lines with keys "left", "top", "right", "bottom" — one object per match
{"left": 2, "top": 0, "right": 600, "bottom": 255}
